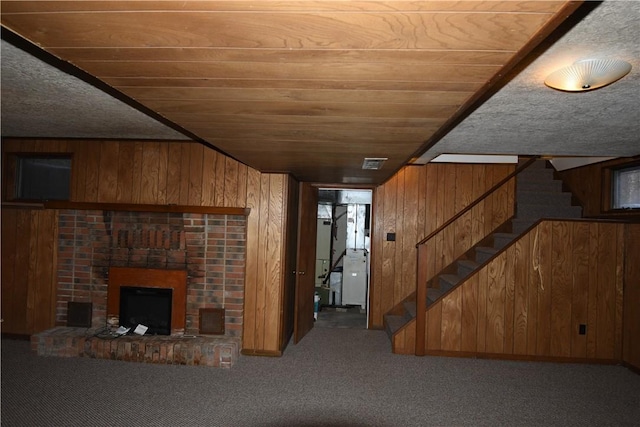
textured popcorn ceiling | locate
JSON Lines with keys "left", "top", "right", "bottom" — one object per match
{"left": 417, "top": 0, "right": 640, "bottom": 163}
{"left": 0, "top": 41, "right": 188, "bottom": 141}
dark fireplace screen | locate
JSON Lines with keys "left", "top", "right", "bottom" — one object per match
{"left": 119, "top": 286, "right": 172, "bottom": 335}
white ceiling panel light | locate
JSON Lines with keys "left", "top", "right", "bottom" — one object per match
{"left": 545, "top": 59, "right": 632, "bottom": 92}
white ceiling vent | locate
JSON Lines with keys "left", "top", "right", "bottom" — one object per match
{"left": 362, "top": 157, "right": 388, "bottom": 170}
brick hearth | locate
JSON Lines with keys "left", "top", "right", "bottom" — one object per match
{"left": 32, "top": 327, "right": 240, "bottom": 368}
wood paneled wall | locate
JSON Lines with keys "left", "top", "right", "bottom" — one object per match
{"left": 1, "top": 208, "right": 58, "bottom": 335}
{"left": 2, "top": 138, "right": 294, "bottom": 355}
{"left": 394, "top": 220, "right": 632, "bottom": 362}
{"left": 370, "top": 163, "right": 514, "bottom": 328}
{"left": 623, "top": 223, "right": 640, "bottom": 370}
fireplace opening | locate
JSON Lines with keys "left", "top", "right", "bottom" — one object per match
{"left": 119, "top": 286, "right": 173, "bottom": 335}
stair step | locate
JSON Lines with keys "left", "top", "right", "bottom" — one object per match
{"left": 516, "top": 204, "right": 582, "bottom": 220}
{"left": 384, "top": 314, "right": 408, "bottom": 336}
{"left": 517, "top": 191, "right": 573, "bottom": 206}
{"left": 517, "top": 179, "right": 563, "bottom": 192}
{"left": 517, "top": 167, "right": 555, "bottom": 181}
{"left": 427, "top": 287, "right": 444, "bottom": 304}
{"left": 457, "top": 259, "right": 479, "bottom": 277}
{"left": 403, "top": 300, "right": 417, "bottom": 319}
{"left": 512, "top": 219, "right": 536, "bottom": 234}
{"left": 476, "top": 246, "right": 498, "bottom": 264}
{"left": 493, "top": 232, "right": 518, "bottom": 250}
{"left": 439, "top": 274, "right": 460, "bottom": 291}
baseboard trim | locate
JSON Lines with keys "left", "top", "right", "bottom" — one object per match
{"left": 622, "top": 361, "right": 640, "bottom": 375}
{"left": 423, "top": 349, "right": 621, "bottom": 365}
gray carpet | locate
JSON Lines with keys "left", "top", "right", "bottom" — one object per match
{"left": 2, "top": 328, "right": 639, "bottom": 426}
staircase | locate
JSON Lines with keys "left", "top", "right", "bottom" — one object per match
{"left": 384, "top": 159, "right": 582, "bottom": 341}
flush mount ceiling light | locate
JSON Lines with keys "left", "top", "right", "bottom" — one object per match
{"left": 545, "top": 59, "right": 632, "bottom": 92}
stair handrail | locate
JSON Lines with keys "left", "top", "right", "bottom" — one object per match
{"left": 415, "top": 156, "right": 539, "bottom": 248}
{"left": 414, "top": 156, "right": 539, "bottom": 356}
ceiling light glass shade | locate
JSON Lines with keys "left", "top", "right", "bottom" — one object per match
{"left": 544, "top": 59, "right": 632, "bottom": 92}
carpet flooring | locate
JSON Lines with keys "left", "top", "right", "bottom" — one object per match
{"left": 2, "top": 327, "right": 639, "bottom": 426}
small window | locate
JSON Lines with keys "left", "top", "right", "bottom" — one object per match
{"left": 15, "top": 156, "right": 72, "bottom": 201}
{"left": 611, "top": 164, "right": 640, "bottom": 210}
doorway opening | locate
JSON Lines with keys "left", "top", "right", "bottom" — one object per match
{"left": 314, "top": 188, "right": 371, "bottom": 330}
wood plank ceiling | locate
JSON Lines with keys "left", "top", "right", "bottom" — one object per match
{"left": 1, "top": 1, "right": 578, "bottom": 185}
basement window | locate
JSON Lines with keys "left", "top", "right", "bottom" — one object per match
{"left": 611, "top": 163, "right": 640, "bottom": 210}
{"left": 6, "top": 155, "right": 72, "bottom": 202}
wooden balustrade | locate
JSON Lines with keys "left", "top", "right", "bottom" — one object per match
{"left": 414, "top": 157, "right": 537, "bottom": 356}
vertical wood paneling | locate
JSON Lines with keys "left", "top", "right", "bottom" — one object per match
{"left": 243, "top": 168, "right": 262, "bottom": 351}
{"left": 550, "top": 221, "right": 572, "bottom": 357}
{"left": 571, "top": 222, "right": 590, "bottom": 358}
{"left": 413, "top": 220, "right": 626, "bottom": 361}
{"left": 98, "top": 142, "right": 119, "bottom": 202}
{"left": 586, "top": 222, "right": 599, "bottom": 358}
{"left": 130, "top": 142, "right": 144, "bottom": 203}
{"left": 402, "top": 167, "right": 420, "bottom": 299}
{"left": 1, "top": 210, "right": 19, "bottom": 332}
{"left": 0, "top": 209, "right": 57, "bottom": 335}
{"left": 471, "top": 165, "right": 485, "bottom": 244}
{"left": 156, "top": 143, "right": 168, "bottom": 205}
{"left": 486, "top": 252, "right": 505, "bottom": 353}
{"left": 394, "top": 170, "right": 406, "bottom": 301}
{"left": 513, "top": 233, "right": 529, "bottom": 354}
{"left": 476, "top": 268, "right": 488, "bottom": 353}
{"left": 441, "top": 287, "right": 462, "bottom": 351}
{"left": 84, "top": 142, "right": 100, "bottom": 202}
{"left": 214, "top": 153, "right": 226, "bottom": 207}
{"left": 187, "top": 144, "right": 203, "bottom": 205}
{"left": 32, "top": 211, "right": 58, "bottom": 332}
{"left": 116, "top": 142, "right": 135, "bottom": 203}
{"left": 236, "top": 163, "right": 248, "bottom": 207}
{"left": 526, "top": 226, "right": 539, "bottom": 355}
{"left": 614, "top": 224, "right": 624, "bottom": 360}
{"left": 382, "top": 173, "right": 397, "bottom": 312}
{"left": 264, "top": 174, "right": 285, "bottom": 351}
{"left": 536, "top": 221, "right": 552, "bottom": 356}
{"left": 623, "top": 224, "right": 640, "bottom": 369}
{"left": 165, "top": 143, "right": 183, "bottom": 205}
{"left": 596, "top": 223, "right": 617, "bottom": 359}
{"left": 201, "top": 148, "right": 217, "bottom": 206}
{"left": 503, "top": 245, "right": 515, "bottom": 354}
{"left": 140, "top": 141, "right": 160, "bottom": 204}
{"left": 426, "top": 301, "right": 442, "bottom": 351}
{"left": 224, "top": 157, "right": 240, "bottom": 207}
{"left": 371, "top": 184, "right": 385, "bottom": 326}
{"left": 461, "top": 274, "right": 478, "bottom": 352}
{"left": 71, "top": 141, "right": 87, "bottom": 201}
{"left": 178, "top": 143, "right": 191, "bottom": 205}
{"left": 255, "top": 173, "right": 271, "bottom": 350}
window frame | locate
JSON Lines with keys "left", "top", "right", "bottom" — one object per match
{"left": 602, "top": 160, "right": 640, "bottom": 213}
{"left": 3, "top": 153, "right": 73, "bottom": 202}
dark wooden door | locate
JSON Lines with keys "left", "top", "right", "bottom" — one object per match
{"left": 293, "top": 182, "right": 318, "bottom": 344}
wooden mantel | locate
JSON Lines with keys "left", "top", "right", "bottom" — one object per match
{"left": 2, "top": 201, "right": 250, "bottom": 216}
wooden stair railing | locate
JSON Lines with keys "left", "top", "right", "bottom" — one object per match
{"left": 414, "top": 156, "right": 539, "bottom": 356}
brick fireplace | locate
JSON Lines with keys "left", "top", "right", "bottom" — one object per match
{"left": 32, "top": 208, "right": 247, "bottom": 367}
